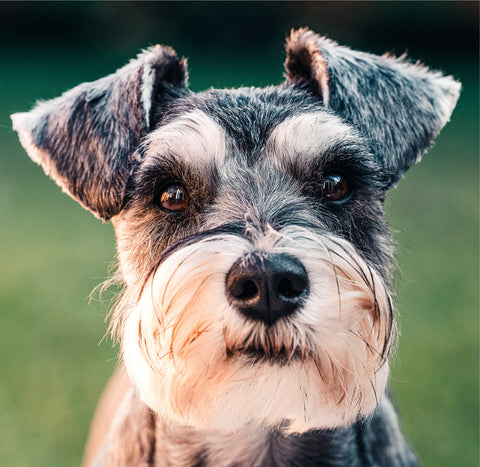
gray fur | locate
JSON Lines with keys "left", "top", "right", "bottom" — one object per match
{"left": 11, "top": 45, "right": 188, "bottom": 220}
{"left": 285, "top": 28, "right": 460, "bottom": 186}
{"left": 92, "top": 389, "right": 156, "bottom": 467}
{"left": 95, "top": 392, "right": 417, "bottom": 466}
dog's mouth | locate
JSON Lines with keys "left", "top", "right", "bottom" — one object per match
{"left": 225, "top": 343, "right": 305, "bottom": 365}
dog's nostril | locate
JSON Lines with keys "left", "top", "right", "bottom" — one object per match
{"left": 231, "top": 278, "right": 259, "bottom": 301}
{"left": 277, "top": 275, "right": 307, "bottom": 299}
{"left": 226, "top": 253, "right": 309, "bottom": 325}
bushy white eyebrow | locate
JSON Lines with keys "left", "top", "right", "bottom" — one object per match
{"left": 145, "top": 109, "right": 226, "bottom": 168}
{"left": 266, "top": 112, "right": 358, "bottom": 164}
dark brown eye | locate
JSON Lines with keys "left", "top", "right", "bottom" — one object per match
{"left": 157, "top": 183, "right": 190, "bottom": 211}
{"left": 321, "top": 174, "right": 351, "bottom": 202}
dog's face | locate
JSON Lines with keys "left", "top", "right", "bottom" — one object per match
{"left": 114, "top": 88, "right": 395, "bottom": 432}
{"left": 12, "top": 29, "right": 459, "bottom": 433}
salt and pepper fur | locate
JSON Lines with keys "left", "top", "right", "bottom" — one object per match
{"left": 12, "top": 28, "right": 459, "bottom": 466}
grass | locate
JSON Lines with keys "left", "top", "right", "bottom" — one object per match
{"left": 1, "top": 44, "right": 477, "bottom": 466}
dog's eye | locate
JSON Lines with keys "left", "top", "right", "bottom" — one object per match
{"left": 157, "top": 183, "right": 190, "bottom": 211}
{"left": 321, "top": 174, "right": 351, "bottom": 202}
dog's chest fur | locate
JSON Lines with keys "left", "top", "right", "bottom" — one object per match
{"left": 97, "top": 390, "right": 416, "bottom": 467}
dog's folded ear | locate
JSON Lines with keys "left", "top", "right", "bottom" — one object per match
{"left": 285, "top": 28, "right": 461, "bottom": 187}
{"left": 11, "top": 46, "right": 188, "bottom": 220}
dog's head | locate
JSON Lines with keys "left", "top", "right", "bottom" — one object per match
{"left": 12, "top": 29, "right": 459, "bottom": 433}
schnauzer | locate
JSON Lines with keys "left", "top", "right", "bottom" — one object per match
{"left": 12, "top": 28, "right": 459, "bottom": 466}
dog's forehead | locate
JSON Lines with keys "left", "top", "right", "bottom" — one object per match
{"left": 145, "top": 86, "right": 357, "bottom": 167}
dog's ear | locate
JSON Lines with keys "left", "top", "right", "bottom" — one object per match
{"left": 11, "top": 45, "right": 188, "bottom": 220}
{"left": 285, "top": 28, "right": 460, "bottom": 187}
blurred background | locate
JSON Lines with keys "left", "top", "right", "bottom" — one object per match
{"left": 0, "top": 2, "right": 477, "bottom": 466}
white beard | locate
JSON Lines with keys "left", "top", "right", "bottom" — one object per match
{"left": 121, "top": 226, "right": 394, "bottom": 433}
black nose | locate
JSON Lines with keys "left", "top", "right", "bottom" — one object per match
{"left": 225, "top": 253, "right": 309, "bottom": 325}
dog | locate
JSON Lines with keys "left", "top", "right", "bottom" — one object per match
{"left": 12, "top": 28, "right": 459, "bottom": 466}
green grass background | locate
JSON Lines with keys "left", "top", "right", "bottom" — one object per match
{"left": 0, "top": 2, "right": 478, "bottom": 466}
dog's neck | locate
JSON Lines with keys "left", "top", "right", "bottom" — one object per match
{"left": 94, "top": 388, "right": 416, "bottom": 466}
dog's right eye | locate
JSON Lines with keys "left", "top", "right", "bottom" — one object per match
{"left": 155, "top": 183, "right": 190, "bottom": 212}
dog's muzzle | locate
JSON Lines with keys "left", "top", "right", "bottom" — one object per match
{"left": 226, "top": 252, "right": 309, "bottom": 325}
{"left": 121, "top": 227, "right": 394, "bottom": 433}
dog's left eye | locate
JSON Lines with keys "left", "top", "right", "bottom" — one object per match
{"left": 321, "top": 174, "right": 351, "bottom": 202}
{"left": 156, "top": 183, "right": 190, "bottom": 211}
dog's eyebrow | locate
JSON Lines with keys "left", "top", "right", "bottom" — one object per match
{"left": 144, "top": 109, "right": 226, "bottom": 168}
{"left": 266, "top": 112, "right": 359, "bottom": 164}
